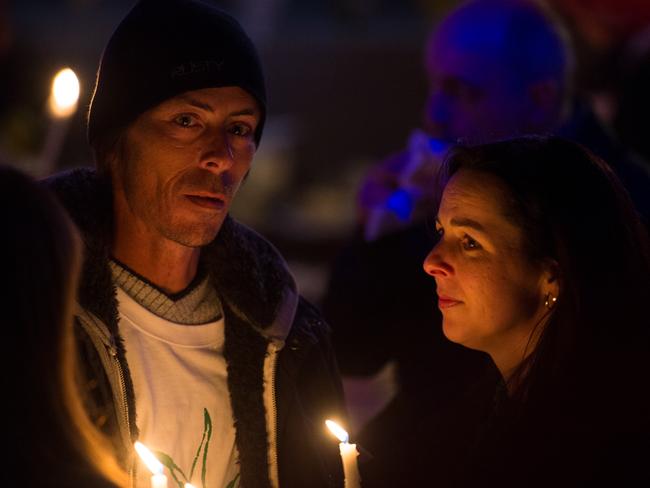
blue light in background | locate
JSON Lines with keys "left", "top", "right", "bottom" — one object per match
{"left": 385, "top": 188, "right": 413, "bottom": 221}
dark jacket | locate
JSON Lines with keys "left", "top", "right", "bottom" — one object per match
{"left": 47, "top": 168, "right": 346, "bottom": 488}
{"left": 417, "top": 364, "right": 650, "bottom": 488}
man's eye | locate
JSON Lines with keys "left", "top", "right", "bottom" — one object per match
{"left": 230, "top": 123, "right": 252, "bottom": 137}
{"left": 173, "top": 114, "right": 197, "bottom": 128}
{"left": 461, "top": 234, "right": 481, "bottom": 251}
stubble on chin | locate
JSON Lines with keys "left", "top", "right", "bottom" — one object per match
{"left": 158, "top": 214, "right": 225, "bottom": 248}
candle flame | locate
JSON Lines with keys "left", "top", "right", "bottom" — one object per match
{"left": 49, "top": 68, "right": 80, "bottom": 118}
{"left": 325, "top": 419, "right": 349, "bottom": 443}
{"left": 134, "top": 441, "right": 164, "bottom": 475}
{"left": 184, "top": 484, "right": 196, "bottom": 488}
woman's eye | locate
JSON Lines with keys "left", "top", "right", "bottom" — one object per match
{"left": 461, "top": 234, "right": 481, "bottom": 251}
{"left": 230, "top": 123, "right": 252, "bottom": 137}
{"left": 173, "top": 114, "right": 198, "bottom": 128}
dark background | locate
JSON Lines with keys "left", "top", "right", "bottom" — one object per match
{"left": 2, "top": 0, "right": 648, "bottom": 303}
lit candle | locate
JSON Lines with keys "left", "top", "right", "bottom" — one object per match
{"left": 326, "top": 420, "right": 361, "bottom": 488}
{"left": 134, "top": 441, "right": 168, "bottom": 488}
{"left": 40, "top": 67, "right": 80, "bottom": 176}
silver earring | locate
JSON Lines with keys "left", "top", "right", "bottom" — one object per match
{"left": 544, "top": 293, "right": 557, "bottom": 309}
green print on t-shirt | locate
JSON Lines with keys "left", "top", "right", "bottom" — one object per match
{"left": 154, "top": 408, "right": 240, "bottom": 488}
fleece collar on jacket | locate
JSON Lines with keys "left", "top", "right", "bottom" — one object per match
{"left": 46, "top": 166, "right": 298, "bottom": 343}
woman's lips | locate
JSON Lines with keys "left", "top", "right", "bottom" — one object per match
{"left": 437, "top": 295, "right": 462, "bottom": 309}
{"left": 185, "top": 194, "right": 226, "bottom": 210}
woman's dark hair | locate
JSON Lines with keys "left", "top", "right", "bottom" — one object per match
{"left": 2, "top": 165, "right": 126, "bottom": 486}
{"left": 438, "top": 136, "right": 650, "bottom": 407}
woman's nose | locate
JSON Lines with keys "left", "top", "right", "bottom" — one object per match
{"left": 423, "top": 244, "right": 452, "bottom": 277}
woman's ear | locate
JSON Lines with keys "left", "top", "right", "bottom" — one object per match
{"left": 540, "top": 258, "right": 561, "bottom": 306}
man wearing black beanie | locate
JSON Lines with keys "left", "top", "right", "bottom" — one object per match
{"left": 46, "top": 1, "right": 346, "bottom": 487}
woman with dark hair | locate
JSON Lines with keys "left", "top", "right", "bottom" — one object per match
{"left": 423, "top": 136, "right": 650, "bottom": 486}
{"left": 3, "top": 165, "right": 127, "bottom": 487}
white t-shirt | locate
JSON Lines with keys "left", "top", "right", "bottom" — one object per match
{"left": 116, "top": 288, "right": 239, "bottom": 488}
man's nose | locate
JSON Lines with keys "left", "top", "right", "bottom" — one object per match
{"left": 199, "top": 130, "right": 235, "bottom": 173}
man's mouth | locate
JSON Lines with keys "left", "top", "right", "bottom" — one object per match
{"left": 185, "top": 194, "right": 226, "bottom": 210}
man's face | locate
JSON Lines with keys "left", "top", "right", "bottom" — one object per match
{"left": 112, "top": 86, "right": 260, "bottom": 247}
{"left": 424, "top": 21, "right": 529, "bottom": 143}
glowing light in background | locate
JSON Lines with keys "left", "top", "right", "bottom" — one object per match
{"left": 48, "top": 68, "right": 80, "bottom": 118}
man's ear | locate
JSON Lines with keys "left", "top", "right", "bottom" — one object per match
{"left": 527, "top": 78, "right": 561, "bottom": 129}
{"left": 96, "top": 130, "right": 126, "bottom": 178}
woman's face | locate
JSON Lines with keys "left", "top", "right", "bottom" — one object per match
{"left": 424, "top": 169, "right": 555, "bottom": 373}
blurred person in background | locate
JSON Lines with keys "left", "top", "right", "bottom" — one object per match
{"left": 46, "top": 1, "right": 345, "bottom": 487}
{"left": 613, "top": 27, "right": 650, "bottom": 164}
{"left": 357, "top": 0, "right": 650, "bottom": 234}
{"left": 544, "top": 0, "right": 650, "bottom": 103}
{"left": 544, "top": 0, "right": 650, "bottom": 220}
{"left": 357, "top": 0, "right": 575, "bottom": 240}
{"left": 4, "top": 164, "right": 127, "bottom": 487}
{"left": 423, "top": 136, "right": 650, "bottom": 486}
{"left": 321, "top": 0, "right": 638, "bottom": 485}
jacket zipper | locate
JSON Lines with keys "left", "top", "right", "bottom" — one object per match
{"left": 108, "top": 335, "right": 136, "bottom": 476}
{"left": 108, "top": 336, "right": 137, "bottom": 486}
{"left": 76, "top": 307, "right": 135, "bottom": 482}
{"left": 108, "top": 336, "right": 131, "bottom": 446}
{"left": 266, "top": 342, "right": 280, "bottom": 488}
{"left": 272, "top": 345, "right": 279, "bottom": 486}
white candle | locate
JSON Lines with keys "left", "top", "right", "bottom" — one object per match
{"left": 325, "top": 420, "right": 361, "bottom": 488}
{"left": 134, "top": 441, "right": 168, "bottom": 488}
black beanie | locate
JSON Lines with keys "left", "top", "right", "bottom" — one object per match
{"left": 87, "top": 0, "right": 266, "bottom": 147}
